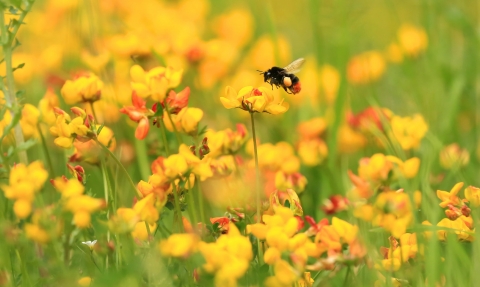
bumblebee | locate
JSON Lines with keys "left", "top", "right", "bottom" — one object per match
{"left": 258, "top": 58, "right": 305, "bottom": 94}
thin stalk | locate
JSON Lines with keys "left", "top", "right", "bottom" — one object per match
{"left": 249, "top": 112, "right": 264, "bottom": 265}
{"left": 196, "top": 179, "right": 206, "bottom": 225}
{"left": 159, "top": 120, "right": 171, "bottom": 155}
{"left": 37, "top": 123, "right": 54, "bottom": 176}
{"left": 250, "top": 112, "right": 262, "bottom": 223}
{"left": 89, "top": 102, "right": 98, "bottom": 121}
{"left": 171, "top": 184, "right": 184, "bottom": 233}
{"left": 95, "top": 139, "right": 142, "bottom": 198}
{"left": 100, "top": 159, "right": 111, "bottom": 269}
{"left": 164, "top": 106, "right": 183, "bottom": 146}
{"left": 186, "top": 186, "right": 198, "bottom": 227}
{"left": 145, "top": 221, "right": 152, "bottom": 240}
{"left": 0, "top": 4, "right": 34, "bottom": 164}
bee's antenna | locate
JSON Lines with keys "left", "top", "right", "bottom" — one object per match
{"left": 257, "top": 70, "right": 264, "bottom": 74}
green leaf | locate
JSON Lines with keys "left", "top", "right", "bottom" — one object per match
{"left": 12, "top": 62, "right": 24, "bottom": 72}
{"left": 197, "top": 125, "right": 208, "bottom": 137}
{"left": 15, "top": 138, "right": 36, "bottom": 152}
{"left": 8, "top": 6, "right": 18, "bottom": 15}
{"left": 153, "top": 102, "right": 164, "bottom": 117}
{"left": 96, "top": 124, "right": 105, "bottom": 135}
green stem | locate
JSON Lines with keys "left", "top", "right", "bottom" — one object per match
{"left": 95, "top": 139, "right": 142, "bottom": 198}
{"left": 196, "top": 179, "right": 206, "bottom": 225}
{"left": 164, "top": 105, "right": 183, "bottom": 146}
{"left": 249, "top": 112, "right": 264, "bottom": 265}
{"left": 145, "top": 221, "right": 152, "bottom": 240}
{"left": 159, "top": 120, "right": 171, "bottom": 155}
{"left": 89, "top": 102, "right": 98, "bottom": 122}
{"left": 186, "top": 185, "right": 198, "bottom": 227}
{"left": 37, "top": 123, "right": 54, "bottom": 176}
{"left": 133, "top": 139, "right": 150, "bottom": 180}
{"left": 90, "top": 252, "right": 102, "bottom": 272}
{"left": 0, "top": 4, "right": 34, "bottom": 164}
{"left": 250, "top": 112, "right": 262, "bottom": 223}
{"left": 343, "top": 266, "right": 351, "bottom": 286}
{"left": 171, "top": 184, "right": 184, "bottom": 233}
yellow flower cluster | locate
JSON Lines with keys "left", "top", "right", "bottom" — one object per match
{"left": 198, "top": 223, "right": 253, "bottom": 287}
{"left": 109, "top": 194, "right": 161, "bottom": 238}
{"left": 52, "top": 177, "right": 105, "bottom": 228}
{"left": 389, "top": 114, "right": 428, "bottom": 150}
{"left": 61, "top": 73, "right": 104, "bottom": 105}
{"left": 379, "top": 234, "right": 418, "bottom": 271}
{"left": 296, "top": 117, "right": 328, "bottom": 166}
{"left": 49, "top": 107, "right": 93, "bottom": 148}
{"left": 221, "top": 86, "right": 289, "bottom": 114}
{"left": 422, "top": 182, "right": 477, "bottom": 242}
{"left": 254, "top": 142, "right": 307, "bottom": 194}
{"left": 1, "top": 161, "right": 48, "bottom": 219}
{"left": 130, "top": 65, "right": 183, "bottom": 102}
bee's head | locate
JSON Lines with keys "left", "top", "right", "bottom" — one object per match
{"left": 257, "top": 70, "right": 270, "bottom": 82}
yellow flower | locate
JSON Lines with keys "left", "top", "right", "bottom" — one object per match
{"left": 70, "top": 125, "right": 116, "bottom": 164}
{"left": 386, "top": 43, "right": 404, "bottom": 63}
{"left": 61, "top": 73, "right": 103, "bottom": 105}
{"left": 131, "top": 222, "right": 157, "bottom": 241}
{"left": 159, "top": 233, "right": 200, "bottom": 258}
{"left": 130, "top": 65, "right": 183, "bottom": 102}
{"left": 20, "top": 104, "right": 40, "bottom": 139}
{"left": 297, "top": 139, "right": 328, "bottom": 167}
{"left": 380, "top": 234, "right": 417, "bottom": 271}
{"left": 358, "top": 153, "right": 393, "bottom": 182}
{"left": 338, "top": 124, "right": 367, "bottom": 154}
{"left": 49, "top": 108, "right": 93, "bottom": 149}
{"left": 437, "top": 216, "right": 473, "bottom": 241}
{"left": 38, "top": 88, "right": 60, "bottom": 125}
{"left": 436, "top": 182, "right": 464, "bottom": 208}
{"left": 164, "top": 107, "right": 203, "bottom": 136}
{"left": 389, "top": 114, "right": 428, "bottom": 150}
{"left": 297, "top": 118, "right": 327, "bottom": 140}
{"left": 198, "top": 223, "right": 252, "bottom": 287}
{"left": 319, "top": 65, "right": 340, "bottom": 104}
{"left": 81, "top": 49, "right": 111, "bottom": 72}
{"left": 397, "top": 24, "right": 428, "bottom": 57}
{"left": 108, "top": 208, "right": 139, "bottom": 234}
{"left": 212, "top": 9, "right": 253, "bottom": 48}
{"left": 220, "top": 86, "right": 289, "bottom": 114}
{"left": 439, "top": 143, "right": 469, "bottom": 170}
{"left": 65, "top": 195, "right": 105, "bottom": 228}
{"left": 77, "top": 277, "right": 92, "bottom": 286}
{"left": 386, "top": 156, "right": 421, "bottom": 179}
{"left": 25, "top": 223, "right": 50, "bottom": 244}
{"left": 465, "top": 186, "right": 480, "bottom": 207}
{"left": 347, "top": 51, "right": 386, "bottom": 84}
{"left": 1, "top": 161, "right": 48, "bottom": 219}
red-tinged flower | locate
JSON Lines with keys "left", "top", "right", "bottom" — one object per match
{"left": 151, "top": 156, "right": 166, "bottom": 174}
{"left": 347, "top": 107, "right": 392, "bottom": 131}
{"left": 67, "top": 164, "right": 85, "bottom": 183}
{"left": 135, "top": 118, "right": 149, "bottom": 140}
{"left": 295, "top": 216, "right": 305, "bottom": 231}
{"left": 120, "top": 92, "right": 153, "bottom": 140}
{"left": 322, "top": 195, "right": 349, "bottom": 215}
{"left": 305, "top": 216, "right": 329, "bottom": 236}
{"left": 210, "top": 217, "right": 230, "bottom": 234}
{"left": 165, "top": 87, "right": 190, "bottom": 115}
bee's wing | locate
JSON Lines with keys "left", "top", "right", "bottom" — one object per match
{"left": 283, "top": 58, "right": 305, "bottom": 74}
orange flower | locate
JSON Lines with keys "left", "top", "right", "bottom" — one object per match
{"left": 164, "top": 86, "right": 190, "bottom": 114}
{"left": 120, "top": 92, "right": 153, "bottom": 140}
